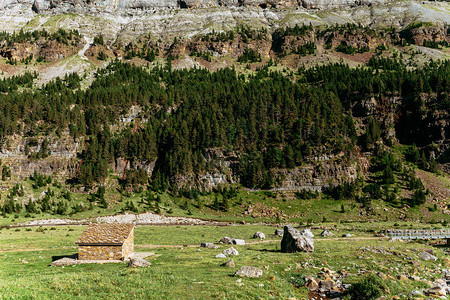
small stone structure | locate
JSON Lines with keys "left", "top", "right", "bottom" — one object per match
{"left": 76, "top": 223, "right": 135, "bottom": 260}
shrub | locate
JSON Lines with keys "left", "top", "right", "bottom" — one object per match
{"left": 347, "top": 274, "right": 386, "bottom": 300}
{"left": 287, "top": 272, "right": 305, "bottom": 288}
{"left": 408, "top": 189, "right": 426, "bottom": 207}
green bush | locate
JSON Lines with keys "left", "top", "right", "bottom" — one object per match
{"left": 287, "top": 272, "right": 305, "bottom": 288}
{"left": 347, "top": 274, "right": 386, "bottom": 300}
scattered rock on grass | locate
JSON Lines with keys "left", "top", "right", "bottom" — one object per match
{"left": 409, "top": 290, "right": 422, "bottom": 297}
{"left": 129, "top": 258, "right": 151, "bottom": 268}
{"left": 51, "top": 257, "right": 79, "bottom": 267}
{"left": 425, "top": 286, "right": 446, "bottom": 297}
{"left": 201, "top": 242, "right": 219, "bottom": 249}
{"left": 397, "top": 274, "right": 408, "bottom": 281}
{"left": 221, "top": 259, "right": 235, "bottom": 268}
{"left": 418, "top": 251, "right": 437, "bottom": 261}
{"left": 219, "top": 237, "right": 232, "bottom": 244}
{"left": 253, "top": 232, "right": 265, "bottom": 239}
{"left": 321, "top": 229, "right": 334, "bottom": 237}
{"left": 234, "top": 266, "right": 263, "bottom": 278}
{"left": 281, "top": 225, "right": 314, "bottom": 253}
{"left": 319, "top": 279, "right": 336, "bottom": 292}
{"left": 215, "top": 253, "right": 227, "bottom": 258}
{"left": 223, "top": 247, "right": 239, "bottom": 256}
{"left": 231, "top": 239, "right": 245, "bottom": 245}
{"left": 305, "top": 277, "right": 319, "bottom": 291}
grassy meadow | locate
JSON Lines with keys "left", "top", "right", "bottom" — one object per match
{"left": 0, "top": 224, "right": 448, "bottom": 299}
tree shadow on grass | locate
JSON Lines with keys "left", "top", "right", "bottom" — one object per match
{"left": 51, "top": 253, "right": 78, "bottom": 261}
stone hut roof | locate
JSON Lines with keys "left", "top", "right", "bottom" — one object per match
{"left": 76, "top": 223, "right": 135, "bottom": 245}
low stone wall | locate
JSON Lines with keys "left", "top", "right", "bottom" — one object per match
{"left": 78, "top": 245, "right": 122, "bottom": 260}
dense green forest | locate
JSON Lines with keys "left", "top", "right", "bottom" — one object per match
{"left": 0, "top": 59, "right": 448, "bottom": 190}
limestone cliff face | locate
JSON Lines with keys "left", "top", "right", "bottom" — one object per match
{"left": 170, "top": 149, "right": 363, "bottom": 191}
{"left": 0, "top": 133, "right": 81, "bottom": 179}
{"left": 0, "top": 0, "right": 393, "bottom": 12}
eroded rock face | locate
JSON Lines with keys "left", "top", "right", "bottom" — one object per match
{"left": 281, "top": 225, "right": 314, "bottom": 252}
{"left": 0, "top": 0, "right": 394, "bottom": 12}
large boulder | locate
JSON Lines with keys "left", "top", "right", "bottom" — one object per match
{"left": 234, "top": 266, "right": 263, "bottom": 278}
{"left": 253, "top": 232, "right": 265, "bottom": 239}
{"left": 299, "top": 228, "right": 314, "bottom": 238}
{"left": 129, "top": 258, "right": 151, "bottom": 267}
{"left": 231, "top": 239, "right": 245, "bottom": 245}
{"left": 281, "top": 225, "right": 314, "bottom": 253}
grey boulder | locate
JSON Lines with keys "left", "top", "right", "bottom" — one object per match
{"left": 253, "top": 232, "right": 265, "bottom": 239}
{"left": 418, "top": 251, "right": 437, "bottom": 261}
{"left": 275, "top": 229, "right": 284, "bottom": 237}
{"left": 321, "top": 229, "right": 334, "bottom": 237}
{"left": 299, "top": 228, "right": 314, "bottom": 238}
{"left": 231, "top": 239, "right": 245, "bottom": 245}
{"left": 281, "top": 225, "right": 314, "bottom": 253}
{"left": 223, "top": 247, "right": 239, "bottom": 256}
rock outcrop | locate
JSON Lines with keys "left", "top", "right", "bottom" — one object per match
{"left": 0, "top": 0, "right": 395, "bottom": 13}
{"left": 281, "top": 225, "right": 314, "bottom": 252}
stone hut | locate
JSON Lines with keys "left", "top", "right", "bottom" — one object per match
{"left": 75, "top": 223, "right": 135, "bottom": 260}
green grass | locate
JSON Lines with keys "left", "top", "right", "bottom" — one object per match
{"left": 0, "top": 224, "right": 448, "bottom": 299}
